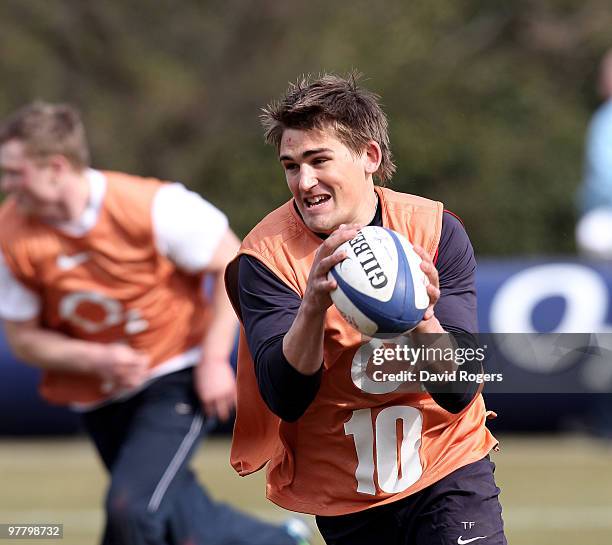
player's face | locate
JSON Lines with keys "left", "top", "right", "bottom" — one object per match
{"left": 279, "top": 126, "right": 380, "bottom": 234}
{"left": 0, "top": 139, "right": 67, "bottom": 221}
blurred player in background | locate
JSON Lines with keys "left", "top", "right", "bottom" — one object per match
{"left": 575, "top": 49, "right": 612, "bottom": 440}
{"left": 225, "top": 74, "right": 506, "bottom": 544}
{"left": 576, "top": 48, "right": 612, "bottom": 258}
{"left": 0, "top": 102, "right": 310, "bottom": 545}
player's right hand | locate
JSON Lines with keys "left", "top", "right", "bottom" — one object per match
{"left": 94, "top": 343, "right": 150, "bottom": 391}
{"left": 302, "top": 223, "right": 360, "bottom": 313}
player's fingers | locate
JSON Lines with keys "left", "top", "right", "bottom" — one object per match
{"left": 413, "top": 245, "right": 435, "bottom": 270}
{"left": 319, "top": 277, "right": 338, "bottom": 292}
{"left": 412, "top": 245, "right": 428, "bottom": 259}
{"left": 426, "top": 283, "right": 440, "bottom": 302}
{"left": 214, "top": 392, "right": 235, "bottom": 422}
{"left": 322, "top": 226, "right": 360, "bottom": 254}
{"left": 116, "top": 375, "right": 141, "bottom": 389}
{"left": 419, "top": 259, "right": 439, "bottom": 287}
{"left": 428, "top": 263, "right": 439, "bottom": 284}
{"left": 133, "top": 353, "right": 151, "bottom": 368}
{"left": 216, "top": 397, "right": 232, "bottom": 422}
{"left": 334, "top": 223, "right": 361, "bottom": 235}
{"left": 131, "top": 369, "right": 149, "bottom": 384}
{"left": 203, "top": 399, "right": 217, "bottom": 420}
{"left": 120, "top": 359, "right": 148, "bottom": 377}
{"left": 121, "top": 363, "right": 146, "bottom": 378}
{"left": 112, "top": 366, "right": 131, "bottom": 383}
{"left": 100, "top": 380, "right": 116, "bottom": 394}
{"left": 334, "top": 225, "right": 360, "bottom": 243}
{"left": 318, "top": 251, "right": 347, "bottom": 274}
{"left": 115, "top": 355, "right": 148, "bottom": 376}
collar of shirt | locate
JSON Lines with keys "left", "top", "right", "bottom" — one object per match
{"left": 48, "top": 169, "right": 107, "bottom": 237}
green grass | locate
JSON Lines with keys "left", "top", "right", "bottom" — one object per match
{"left": 0, "top": 434, "right": 611, "bottom": 545}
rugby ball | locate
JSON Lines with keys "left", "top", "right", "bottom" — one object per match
{"left": 329, "top": 226, "right": 429, "bottom": 337}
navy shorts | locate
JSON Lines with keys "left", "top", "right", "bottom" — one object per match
{"left": 316, "top": 456, "right": 506, "bottom": 545}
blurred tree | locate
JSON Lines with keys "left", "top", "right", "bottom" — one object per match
{"left": 1, "top": 0, "right": 611, "bottom": 255}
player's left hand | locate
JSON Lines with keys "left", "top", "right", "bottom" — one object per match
{"left": 412, "top": 245, "right": 443, "bottom": 334}
{"left": 195, "top": 357, "right": 237, "bottom": 422}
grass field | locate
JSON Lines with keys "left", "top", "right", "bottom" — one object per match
{"left": 1, "top": 434, "right": 611, "bottom": 545}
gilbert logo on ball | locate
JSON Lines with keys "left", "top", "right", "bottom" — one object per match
{"left": 329, "top": 226, "right": 429, "bottom": 337}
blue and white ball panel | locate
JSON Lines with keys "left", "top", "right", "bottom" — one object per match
{"left": 332, "top": 227, "right": 398, "bottom": 302}
{"left": 397, "top": 234, "right": 430, "bottom": 310}
{"left": 329, "top": 226, "right": 428, "bottom": 337}
{"left": 328, "top": 283, "right": 379, "bottom": 336}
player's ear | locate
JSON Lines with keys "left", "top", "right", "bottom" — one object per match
{"left": 363, "top": 141, "right": 382, "bottom": 176}
{"left": 46, "top": 154, "right": 73, "bottom": 179}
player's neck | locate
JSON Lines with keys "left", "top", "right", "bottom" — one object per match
{"left": 355, "top": 187, "right": 378, "bottom": 227}
{"left": 62, "top": 170, "right": 91, "bottom": 223}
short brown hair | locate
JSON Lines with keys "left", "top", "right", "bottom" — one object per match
{"left": 261, "top": 73, "right": 396, "bottom": 184}
{"left": 0, "top": 101, "right": 90, "bottom": 170}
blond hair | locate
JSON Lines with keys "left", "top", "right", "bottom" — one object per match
{"left": 0, "top": 101, "right": 89, "bottom": 169}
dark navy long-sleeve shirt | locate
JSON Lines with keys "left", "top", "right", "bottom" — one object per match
{"left": 237, "top": 203, "right": 480, "bottom": 421}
